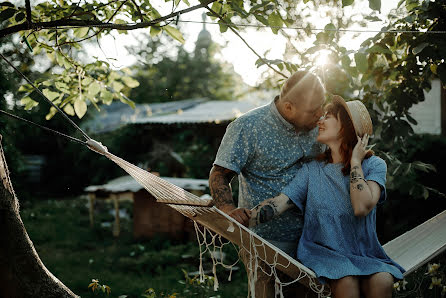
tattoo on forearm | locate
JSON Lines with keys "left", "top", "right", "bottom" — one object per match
{"left": 356, "top": 183, "right": 364, "bottom": 191}
{"left": 350, "top": 166, "right": 364, "bottom": 183}
{"left": 257, "top": 203, "right": 277, "bottom": 224}
{"left": 259, "top": 205, "right": 275, "bottom": 224}
{"left": 209, "top": 166, "right": 236, "bottom": 208}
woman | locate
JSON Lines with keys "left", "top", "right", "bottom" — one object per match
{"left": 249, "top": 95, "right": 405, "bottom": 298}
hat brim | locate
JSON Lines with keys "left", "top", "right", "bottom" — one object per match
{"left": 331, "top": 95, "right": 363, "bottom": 137}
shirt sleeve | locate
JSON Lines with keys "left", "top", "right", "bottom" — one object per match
{"left": 281, "top": 164, "right": 309, "bottom": 211}
{"left": 213, "top": 119, "right": 254, "bottom": 175}
{"left": 364, "top": 156, "right": 387, "bottom": 203}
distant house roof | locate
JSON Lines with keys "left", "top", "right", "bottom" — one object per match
{"left": 85, "top": 175, "right": 209, "bottom": 193}
{"left": 82, "top": 91, "right": 274, "bottom": 134}
{"left": 409, "top": 79, "right": 442, "bottom": 135}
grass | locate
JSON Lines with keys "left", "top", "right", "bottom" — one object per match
{"left": 19, "top": 197, "right": 446, "bottom": 298}
{"left": 20, "top": 197, "right": 247, "bottom": 298}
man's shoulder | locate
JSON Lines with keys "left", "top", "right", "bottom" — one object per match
{"left": 233, "top": 103, "right": 270, "bottom": 125}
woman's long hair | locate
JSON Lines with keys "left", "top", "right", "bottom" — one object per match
{"left": 317, "top": 101, "right": 373, "bottom": 175}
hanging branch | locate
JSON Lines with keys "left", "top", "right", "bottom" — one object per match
{"left": 204, "top": 6, "right": 288, "bottom": 79}
{"left": 0, "top": 0, "right": 218, "bottom": 39}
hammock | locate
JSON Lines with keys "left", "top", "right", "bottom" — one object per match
{"left": 87, "top": 139, "right": 446, "bottom": 298}
{"left": 1, "top": 52, "right": 445, "bottom": 298}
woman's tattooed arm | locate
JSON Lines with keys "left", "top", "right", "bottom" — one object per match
{"left": 249, "top": 193, "right": 294, "bottom": 227}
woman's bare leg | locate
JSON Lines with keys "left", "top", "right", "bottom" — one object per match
{"left": 329, "top": 276, "right": 360, "bottom": 298}
{"left": 360, "top": 272, "right": 394, "bottom": 298}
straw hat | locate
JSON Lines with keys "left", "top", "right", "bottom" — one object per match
{"left": 332, "top": 95, "right": 373, "bottom": 137}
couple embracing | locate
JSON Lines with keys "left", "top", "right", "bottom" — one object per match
{"left": 209, "top": 71, "right": 405, "bottom": 298}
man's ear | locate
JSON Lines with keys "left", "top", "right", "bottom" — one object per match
{"left": 284, "top": 101, "right": 293, "bottom": 113}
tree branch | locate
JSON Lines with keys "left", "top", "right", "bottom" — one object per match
{"left": 25, "top": 0, "right": 32, "bottom": 29}
{"left": 130, "top": 0, "right": 144, "bottom": 23}
{"left": 204, "top": 6, "right": 287, "bottom": 79}
{"left": 0, "top": 0, "right": 217, "bottom": 39}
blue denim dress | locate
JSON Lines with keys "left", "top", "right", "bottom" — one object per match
{"left": 282, "top": 156, "right": 405, "bottom": 283}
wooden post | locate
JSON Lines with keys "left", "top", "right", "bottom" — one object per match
{"left": 112, "top": 194, "right": 120, "bottom": 237}
{"left": 88, "top": 193, "right": 95, "bottom": 228}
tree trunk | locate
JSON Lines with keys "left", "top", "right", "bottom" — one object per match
{"left": 0, "top": 135, "right": 77, "bottom": 298}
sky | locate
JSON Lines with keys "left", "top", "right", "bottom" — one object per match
{"left": 88, "top": 0, "right": 403, "bottom": 86}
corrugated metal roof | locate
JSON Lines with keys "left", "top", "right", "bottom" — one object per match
{"left": 85, "top": 175, "right": 209, "bottom": 193}
{"left": 82, "top": 91, "right": 274, "bottom": 133}
{"left": 132, "top": 98, "right": 270, "bottom": 125}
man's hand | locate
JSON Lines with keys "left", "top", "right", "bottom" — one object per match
{"left": 221, "top": 205, "right": 251, "bottom": 227}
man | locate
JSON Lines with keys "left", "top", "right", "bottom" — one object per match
{"left": 209, "top": 70, "right": 325, "bottom": 297}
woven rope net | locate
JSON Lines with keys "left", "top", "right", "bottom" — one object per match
{"left": 88, "top": 143, "right": 329, "bottom": 297}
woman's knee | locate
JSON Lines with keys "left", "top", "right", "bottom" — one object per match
{"left": 362, "top": 272, "right": 394, "bottom": 298}
{"left": 330, "top": 276, "right": 360, "bottom": 298}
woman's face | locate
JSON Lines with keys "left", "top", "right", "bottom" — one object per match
{"left": 316, "top": 112, "right": 342, "bottom": 144}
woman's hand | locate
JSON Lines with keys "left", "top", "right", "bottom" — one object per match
{"left": 351, "top": 134, "right": 369, "bottom": 165}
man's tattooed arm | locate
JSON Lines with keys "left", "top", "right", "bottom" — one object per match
{"left": 249, "top": 193, "right": 293, "bottom": 227}
{"left": 209, "top": 165, "right": 237, "bottom": 211}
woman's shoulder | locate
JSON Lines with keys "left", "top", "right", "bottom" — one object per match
{"left": 303, "top": 160, "right": 326, "bottom": 172}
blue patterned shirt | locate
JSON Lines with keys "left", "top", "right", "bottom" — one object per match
{"left": 214, "top": 100, "right": 323, "bottom": 242}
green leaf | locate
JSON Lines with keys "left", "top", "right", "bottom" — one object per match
{"left": 211, "top": 1, "right": 222, "bottom": 14}
{"left": 369, "top": 0, "right": 381, "bottom": 11}
{"left": 303, "top": 0, "right": 311, "bottom": 3}
{"left": 21, "top": 96, "right": 38, "bottom": 110}
{"left": 354, "top": 53, "right": 368, "bottom": 73}
{"left": 412, "top": 42, "right": 429, "bottom": 55}
{"left": 182, "top": 0, "right": 190, "bottom": 5}
{"left": 364, "top": 15, "right": 382, "bottom": 22}
{"left": 42, "top": 89, "right": 59, "bottom": 101}
{"left": 74, "top": 99, "right": 87, "bottom": 118}
{"left": 268, "top": 12, "right": 282, "bottom": 34}
{"left": 101, "top": 90, "right": 113, "bottom": 105}
{"left": 14, "top": 11, "right": 24, "bottom": 22}
{"left": 430, "top": 64, "right": 437, "bottom": 75}
{"left": 0, "top": 7, "right": 16, "bottom": 22}
{"left": 63, "top": 103, "right": 75, "bottom": 116}
{"left": 164, "top": 25, "right": 185, "bottom": 44}
{"left": 74, "top": 27, "right": 89, "bottom": 38}
{"left": 341, "top": 55, "right": 351, "bottom": 68}
{"left": 18, "top": 84, "right": 32, "bottom": 92}
{"left": 218, "top": 20, "right": 228, "bottom": 33}
{"left": 150, "top": 26, "right": 161, "bottom": 37}
{"left": 82, "top": 77, "right": 93, "bottom": 86}
{"left": 45, "top": 107, "right": 58, "bottom": 120}
{"left": 111, "top": 81, "right": 124, "bottom": 93}
{"left": 55, "top": 81, "right": 69, "bottom": 91}
{"left": 122, "top": 77, "right": 139, "bottom": 88}
{"left": 366, "top": 44, "right": 392, "bottom": 54}
{"left": 0, "top": 2, "right": 15, "bottom": 7}
{"left": 88, "top": 81, "right": 101, "bottom": 96}
{"left": 119, "top": 94, "right": 135, "bottom": 109}
{"left": 406, "top": 114, "right": 417, "bottom": 125}
{"left": 342, "top": 0, "right": 354, "bottom": 7}
{"left": 405, "top": 0, "right": 418, "bottom": 11}
{"left": 115, "top": 19, "right": 127, "bottom": 34}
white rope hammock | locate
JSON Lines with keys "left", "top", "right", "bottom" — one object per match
{"left": 86, "top": 139, "right": 446, "bottom": 298}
